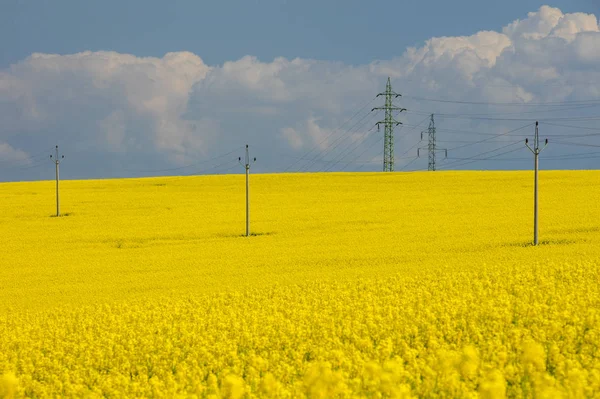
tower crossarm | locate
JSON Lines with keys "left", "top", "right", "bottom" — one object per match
{"left": 417, "top": 147, "right": 447, "bottom": 157}
{"left": 371, "top": 106, "right": 406, "bottom": 112}
{"left": 375, "top": 120, "right": 402, "bottom": 128}
{"left": 376, "top": 91, "right": 402, "bottom": 98}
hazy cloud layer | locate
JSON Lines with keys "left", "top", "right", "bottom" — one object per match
{"left": 1, "top": 6, "right": 600, "bottom": 180}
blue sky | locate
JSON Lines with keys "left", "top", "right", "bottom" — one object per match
{"left": 2, "top": 0, "right": 596, "bottom": 67}
{"left": 1, "top": 1, "right": 600, "bottom": 180}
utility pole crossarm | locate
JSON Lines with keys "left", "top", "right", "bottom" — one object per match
{"left": 525, "top": 138, "right": 549, "bottom": 154}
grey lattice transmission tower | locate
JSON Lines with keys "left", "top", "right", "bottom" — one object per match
{"left": 418, "top": 114, "right": 446, "bottom": 171}
{"left": 372, "top": 77, "right": 406, "bottom": 172}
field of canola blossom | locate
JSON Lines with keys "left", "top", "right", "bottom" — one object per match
{"left": 1, "top": 171, "right": 600, "bottom": 398}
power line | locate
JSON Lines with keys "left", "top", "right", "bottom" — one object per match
{"left": 159, "top": 159, "right": 243, "bottom": 184}
{"left": 272, "top": 150, "right": 384, "bottom": 167}
{"left": 326, "top": 129, "right": 418, "bottom": 171}
{"left": 2, "top": 159, "right": 48, "bottom": 171}
{"left": 403, "top": 123, "right": 600, "bottom": 139}
{"left": 298, "top": 110, "right": 379, "bottom": 172}
{"left": 387, "top": 116, "right": 439, "bottom": 164}
{"left": 192, "top": 160, "right": 241, "bottom": 176}
{"left": 354, "top": 125, "right": 427, "bottom": 172}
{"left": 406, "top": 110, "right": 600, "bottom": 122}
{"left": 403, "top": 115, "right": 432, "bottom": 134}
{"left": 399, "top": 156, "right": 420, "bottom": 171}
{"left": 392, "top": 115, "right": 432, "bottom": 159}
{"left": 450, "top": 104, "right": 599, "bottom": 117}
{"left": 544, "top": 150, "right": 600, "bottom": 160}
{"left": 439, "top": 147, "right": 526, "bottom": 170}
{"left": 482, "top": 80, "right": 600, "bottom": 89}
{"left": 123, "top": 147, "right": 245, "bottom": 175}
{"left": 446, "top": 123, "right": 534, "bottom": 151}
{"left": 325, "top": 108, "right": 413, "bottom": 172}
{"left": 0, "top": 147, "right": 57, "bottom": 169}
{"left": 0, "top": 147, "right": 55, "bottom": 164}
{"left": 322, "top": 125, "right": 379, "bottom": 172}
{"left": 541, "top": 122, "right": 600, "bottom": 133}
{"left": 343, "top": 134, "right": 384, "bottom": 171}
{"left": 316, "top": 115, "right": 382, "bottom": 172}
{"left": 445, "top": 147, "right": 527, "bottom": 162}
{"left": 396, "top": 140, "right": 422, "bottom": 159}
{"left": 403, "top": 95, "right": 600, "bottom": 107}
{"left": 401, "top": 124, "right": 533, "bottom": 137}
{"left": 552, "top": 141, "right": 600, "bottom": 148}
{"left": 359, "top": 152, "right": 384, "bottom": 171}
{"left": 305, "top": 111, "right": 379, "bottom": 172}
{"left": 373, "top": 114, "right": 430, "bottom": 162}
{"left": 407, "top": 104, "right": 600, "bottom": 118}
{"left": 444, "top": 148, "right": 600, "bottom": 162}
{"left": 282, "top": 96, "right": 377, "bottom": 172}
{"left": 547, "top": 154, "right": 600, "bottom": 161}
{"left": 440, "top": 141, "right": 524, "bottom": 169}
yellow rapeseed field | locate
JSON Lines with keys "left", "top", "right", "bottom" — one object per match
{"left": 1, "top": 171, "right": 599, "bottom": 398}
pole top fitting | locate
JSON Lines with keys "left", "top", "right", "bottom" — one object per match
{"left": 536, "top": 121, "right": 539, "bottom": 126}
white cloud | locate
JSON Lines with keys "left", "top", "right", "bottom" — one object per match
{"left": 503, "top": 6, "right": 565, "bottom": 40}
{"left": 1, "top": 5, "right": 600, "bottom": 178}
{"left": 1, "top": 51, "right": 211, "bottom": 161}
{"left": 281, "top": 127, "right": 303, "bottom": 150}
{"left": 0, "top": 143, "right": 30, "bottom": 164}
{"left": 280, "top": 117, "right": 339, "bottom": 151}
{"left": 100, "top": 110, "right": 127, "bottom": 152}
{"left": 504, "top": 6, "right": 598, "bottom": 41}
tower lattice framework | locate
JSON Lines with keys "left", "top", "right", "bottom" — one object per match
{"left": 372, "top": 77, "right": 406, "bottom": 172}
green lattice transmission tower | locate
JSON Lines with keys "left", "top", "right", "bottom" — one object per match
{"left": 372, "top": 77, "right": 406, "bottom": 172}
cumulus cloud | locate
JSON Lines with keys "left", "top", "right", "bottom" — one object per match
{"left": 1, "top": 6, "right": 600, "bottom": 180}
{"left": 280, "top": 117, "right": 340, "bottom": 151}
{"left": 0, "top": 143, "right": 30, "bottom": 164}
{"left": 1, "top": 51, "right": 211, "bottom": 159}
{"left": 504, "top": 6, "right": 599, "bottom": 41}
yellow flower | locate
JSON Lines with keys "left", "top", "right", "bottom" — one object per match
{"left": 0, "top": 171, "right": 599, "bottom": 396}
{"left": 522, "top": 340, "right": 546, "bottom": 372}
{"left": 479, "top": 370, "right": 506, "bottom": 399}
{"left": 0, "top": 373, "right": 18, "bottom": 399}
